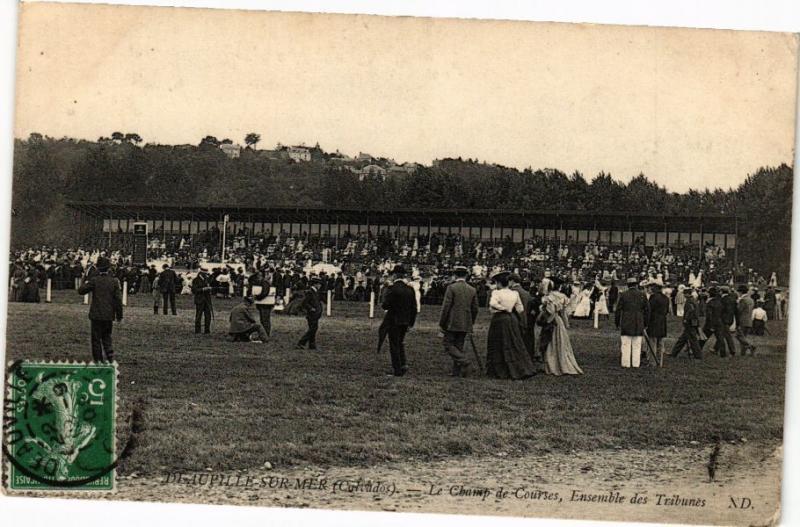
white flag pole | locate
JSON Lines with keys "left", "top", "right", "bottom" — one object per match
{"left": 221, "top": 214, "right": 228, "bottom": 262}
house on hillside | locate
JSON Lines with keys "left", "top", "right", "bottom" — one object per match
{"left": 288, "top": 146, "right": 311, "bottom": 163}
{"left": 219, "top": 143, "right": 242, "bottom": 158}
{"left": 388, "top": 162, "right": 419, "bottom": 175}
{"left": 358, "top": 164, "right": 387, "bottom": 181}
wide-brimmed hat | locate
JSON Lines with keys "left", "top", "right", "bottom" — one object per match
{"left": 491, "top": 270, "right": 510, "bottom": 282}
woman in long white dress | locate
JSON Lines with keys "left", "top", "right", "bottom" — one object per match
{"left": 572, "top": 285, "right": 592, "bottom": 318}
{"left": 539, "top": 292, "right": 583, "bottom": 376}
{"left": 594, "top": 281, "right": 609, "bottom": 316}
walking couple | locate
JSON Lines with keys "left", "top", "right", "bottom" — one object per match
{"left": 439, "top": 268, "right": 583, "bottom": 380}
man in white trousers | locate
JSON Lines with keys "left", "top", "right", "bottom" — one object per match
{"left": 615, "top": 276, "right": 650, "bottom": 368}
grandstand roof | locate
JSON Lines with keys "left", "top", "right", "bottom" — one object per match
{"left": 66, "top": 201, "right": 739, "bottom": 232}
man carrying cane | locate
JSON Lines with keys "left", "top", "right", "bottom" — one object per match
{"left": 192, "top": 265, "right": 214, "bottom": 334}
{"left": 439, "top": 265, "right": 479, "bottom": 377}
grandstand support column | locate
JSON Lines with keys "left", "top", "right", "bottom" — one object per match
{"left": 108, "top": 210, "right": 113, "bottom": 248}
{"left": 627, "top": 216, "right": 632, "bottom": 253}
{"left": 699, "top": 222, "right": 704, "bottom": 260}
{"left": 734, "top": 216, "right": 739, "bottom": 271}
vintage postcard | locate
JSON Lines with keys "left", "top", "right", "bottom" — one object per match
{"left": 2, "top": 2, "right": 797, "bottom": 526}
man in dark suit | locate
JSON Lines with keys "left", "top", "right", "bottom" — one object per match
{"left": 704, "top": 287, "right": 731, "bottom": 357}
{"left": 78, "top": 256, "right": 123, "bottom": 362}
{"left": 159, "top": 263, "right": 178, "bottom": 315}
{"left": 615, "top": 277, "right": 650, "bottom": 368}
{"left": 671, "top": 286, "right": 703, "bottom": 359}
{"left": 647, "top": 282, "right": 670, "bottom": 363}
{"left": 508, "top": 273, "right": 535, "bottom": 361}
{"left": 297, "top": 277, "right": 324, "bottom": 350}
{"left": 439, "top": 266, "right": 478, "bottom": 377}
{"left": 381, "top": 265, "right": 417, "bottom": 376}
{"left": 718, "top": 285, "right": 738, "bottom": 357}
{"left": 607, "top": 280, "right": 619, "bottom": 313}
{"left": 191, "top": 266, "right": 214, "bottom": 334}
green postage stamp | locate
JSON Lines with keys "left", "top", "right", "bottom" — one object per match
{"left": 4, "top": 361, "right": 117, "bottom": 491}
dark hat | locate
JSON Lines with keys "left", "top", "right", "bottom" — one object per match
{"left": 626, "top": 276, "right": 638, "bottom": 285}
{"left": 508, "top": 273, "right": 522, "bottom": 283}
{"left": 309, "top": 276, "right": 322, "bottom": 285}
{"left": 737, "top": 285, "right": 749, "bottom": 294}
{"left": 96, "top": 257, "right": 111, "bottom": 271}
{"left": 452, "top": 265, "right": 468, "bottom": 276}
{"left": 491, "top": 270, "right": 510, "bottom": 282}
{"left": 243, "top": 295, "right": 255, "bottom": 303}
{"left": 391, "top": 264, "right": 407, "bottom": 276}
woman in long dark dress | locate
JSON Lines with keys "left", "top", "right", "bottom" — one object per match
{"left": 486, "top": 272, "right": 536, "bottom": 379}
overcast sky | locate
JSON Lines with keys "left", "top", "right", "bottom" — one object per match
{"left": 13, "top": 2, "right": 799, "bottom": 192}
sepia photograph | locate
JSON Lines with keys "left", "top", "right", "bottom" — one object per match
{"left": 1, "top": 2, "right": 798, "bottom": 526}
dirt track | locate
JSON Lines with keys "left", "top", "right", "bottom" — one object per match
{"left": 107, "top": 440, "right": 781, "bottom": 526}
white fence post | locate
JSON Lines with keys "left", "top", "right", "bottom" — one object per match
{"left": 326, "top": 289, "right": 332, "bottom": 317}
{"left": 593, "top": 306, "right": 599, "bottom": 329}
{"left": 46, "top": 278, "right": 52, "bottom": 303}
{"left": 369, "top": 290, "right": 375, "bottom": 319}
{"left": 122, "top": 281, "right": 128, "bottom": 306}
{"left": 83, "top": 293, "right": 90, "bottom": 305}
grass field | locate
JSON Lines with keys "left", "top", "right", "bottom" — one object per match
{"left": 4, "top": 290, "right": 787, "bottom": 476}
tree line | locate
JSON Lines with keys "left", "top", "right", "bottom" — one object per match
{"left": 10, "top": 134, "right": 793, "bottom": 279}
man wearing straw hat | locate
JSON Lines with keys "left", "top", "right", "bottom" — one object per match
{"left": 615, "top": 276, "right": 650, "bottom": 368}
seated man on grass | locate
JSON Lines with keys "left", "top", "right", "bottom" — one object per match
{"left": 228, "top": 296, "right": 269, "bottom": 343}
